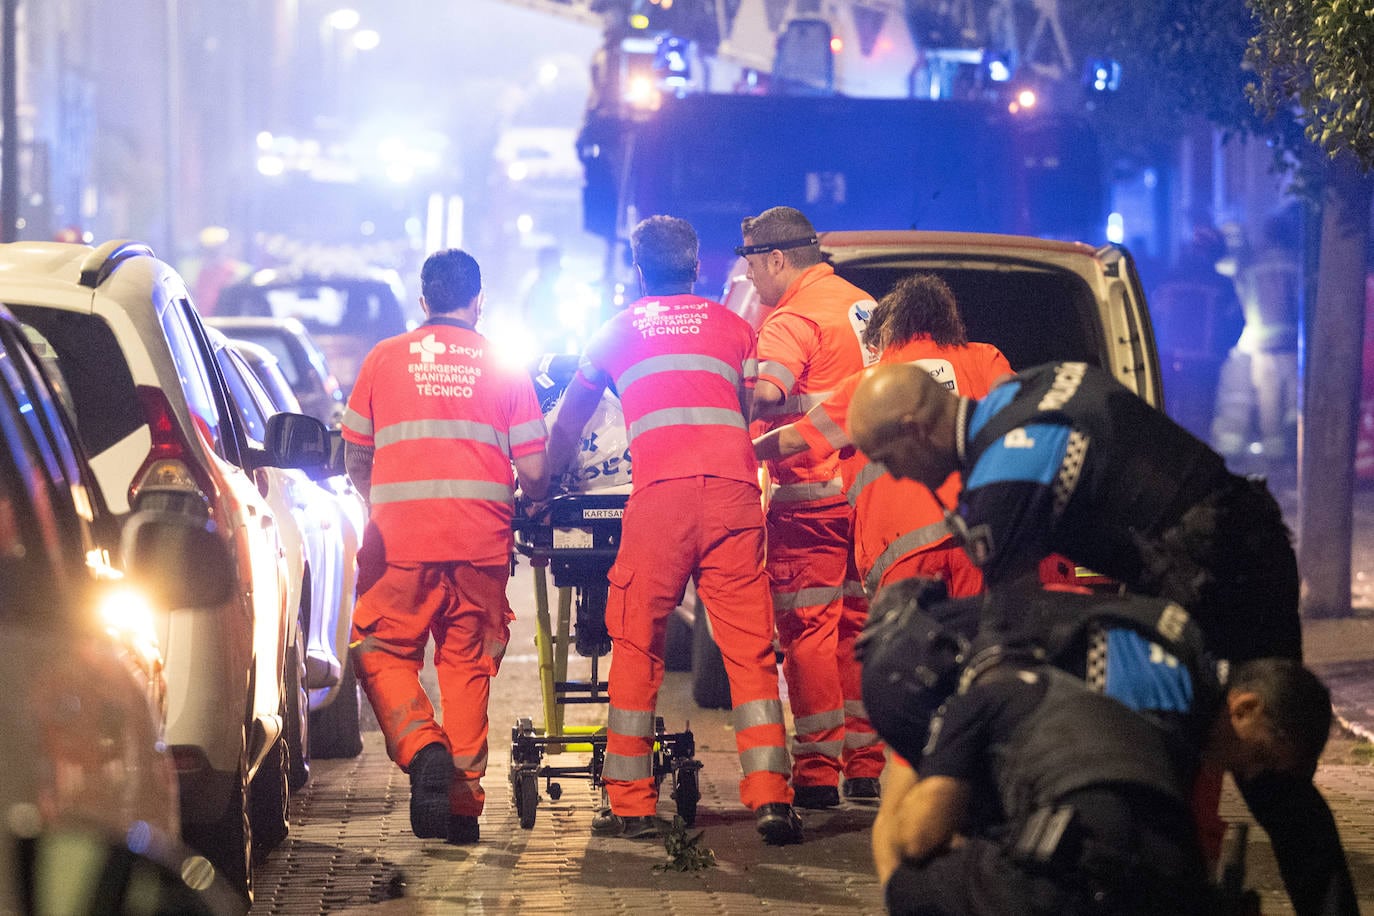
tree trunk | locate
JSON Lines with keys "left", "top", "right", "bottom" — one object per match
{"left": 1297, "top": 155, "right": 1373, "bottom": 618}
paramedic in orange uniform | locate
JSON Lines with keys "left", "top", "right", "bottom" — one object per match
{"left": 756, "top": 273, "right": 1012, "bottom": 598}
{"left": 547, "top": 216, "right": 803, "bottom": 845}
{"left": 741, "top": 206, "right": 881, "bottom": 807}
{"left": 342, "top": 248, "right": 549, "bottom": 846}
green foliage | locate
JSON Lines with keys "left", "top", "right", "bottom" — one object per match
{"left": 653, "top": 816, "right": 717, "bottom": 872}
{"left": 1246, "top": 0, "right": 1374, "bottom": 172}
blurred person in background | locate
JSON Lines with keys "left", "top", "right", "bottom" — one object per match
{"left": 187, "top": 226, "right": 251, "bottom": 317}
{"left": 1150, "top": 225, "right": 1246, "bottom": 444}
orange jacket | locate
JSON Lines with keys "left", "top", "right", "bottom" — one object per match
{"left": 342, "top": 318, "right": 546, "bottom": 564}
{"left": 754, "top": 263, "right": 878, "bottom": 506}
{"left": 572, "top": 295, "right": 759, "bottom": 488}
{"left": 793, "top": 337, "right": 1012, "bottom": 588}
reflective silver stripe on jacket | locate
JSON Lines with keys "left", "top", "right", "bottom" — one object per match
{"left": 756, "top": 390, "right": 833, "bottom": 419}
{"left": 742, "top": 358, "right": 759, "bottom": 382}
{"left": 734, "top": 698, "right": 785, "bottom": 732}
{"left": 771, "top": 478, "right": 845, "bottom": 503}
{"left": 629, "top": 406, "right": 747, "bottom": 441}
{"left": 805, "top": 401, "right": 850, "bottom": 451}
{"left": 616, "top": 353, "right": 741, "bottom": 393}
{"left": 863, "top": 519, "right": 952, "bottom": 595}
{"left": 370, "top": 479, "right": 514, "bottom": 505}
{"left": 846, "top": 461, "right": 890, "bottom": 507}
{"left": 772, "top": 585, "right": 843, "bottom": 612}
{"left": 757, "top": 360, "right": 796, "bottom": 393}
{"left": 844, "top": 699, "right": 868, "bottom": 720}
{"left": 342, "top": 407, "right": 372, "bottom": 438}
{"left": 375, "top": 418, "right": 506, "bottom": 452}
{"left": 508, "top": 416, "right": 548, "bottom": 451}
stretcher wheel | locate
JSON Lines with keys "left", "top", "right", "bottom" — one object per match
{"left": 672, "top": 764, "right": 700, "bottom": 827}
{"left": 516, "top": 771, "right": 539, "bottom": 829}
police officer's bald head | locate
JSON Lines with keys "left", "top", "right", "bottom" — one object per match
{"left": 849, "top": 363, "right": 962, "bottom": 491}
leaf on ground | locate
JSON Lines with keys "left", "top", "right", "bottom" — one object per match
{"left": 653, "top": 815, "right": 717, "bottom": 872}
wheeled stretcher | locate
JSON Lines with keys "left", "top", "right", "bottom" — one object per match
{"left": 509, "top": 492, "right": 701, "bottom": 829}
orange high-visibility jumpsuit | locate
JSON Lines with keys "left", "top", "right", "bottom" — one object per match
{"left": 754, "top": 263, "right": 879, "bottom": 789}
{"left": 577, "top": 294, "right": 793, "bottom": 817}
{"left": 791, "top": 336, "right": 1012, "bottom": 768}
{"left": 342, "top": 316, "right": 547, "bottom": 817}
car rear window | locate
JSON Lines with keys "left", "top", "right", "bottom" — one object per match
{"left": 836, "top": 261, "right": 1107, "bottom": 372}
{"left": 7, "top": 306, "right": 144, "bottom": 457}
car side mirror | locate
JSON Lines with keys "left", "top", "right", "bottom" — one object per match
{"left": 121, "top": 506, "right": 235, "bottom": 609}
{"left": 262, "top": 411, "right": 331, "bottom": 471}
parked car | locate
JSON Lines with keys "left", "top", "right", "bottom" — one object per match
{"left": 204, "top": 315, "right": 346, "bottom": 428}
{"left": 0, "top": 239, "right": 330, "bottom": 902}
{"left": 678, "top": 230, "right": 1161, "bottom": 707}
{"left": 213, "top": 266, "right": 411, "bottom": 393}
{"left": 218, "top": 334, "right": 366, "bottom": 762}
{"left": 0, "top": 302, "right": 239, "bottom": 913}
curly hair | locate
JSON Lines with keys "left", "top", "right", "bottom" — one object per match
{"left": 878, "top": 273, "right": 967, "bottom": 348}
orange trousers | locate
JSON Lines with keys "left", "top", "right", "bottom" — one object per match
{"left": 768, "top": 502, "right": 879, "bottom": 786}
{"left": 350, "top": 555, "right": 512, "bottom": 817}
{"left": 602, "top": 477, "right": 792, "bottom": 816}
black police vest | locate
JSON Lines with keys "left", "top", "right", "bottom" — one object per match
{"left": 967, "top": 362, "right": 1229, "bottom": 584}
{"left": 989, "top": 667, "right": 1188, "bottom": 824}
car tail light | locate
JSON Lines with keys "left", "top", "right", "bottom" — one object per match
{"left": 129, "top": 385, "right": 217, "bottom": 508}
{"left": 169, "top": 745, "right": 210, "bottom": 774}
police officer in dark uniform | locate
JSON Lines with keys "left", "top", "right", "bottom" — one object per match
{"left": 850, "top": 361, "right": 1356, "bottom": 915}
{"left": 879, "top": 656, "right": 1208, "bottom": 915}
{"left": 849, "top": 360, "right": 1299, "bottom": 663}
{"left": 859, "top": 579, "right": 1348, "bottom": 916}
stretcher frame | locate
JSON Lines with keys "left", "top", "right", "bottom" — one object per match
{"left": 509, "top": 493, "right": 702, "bottom": 830}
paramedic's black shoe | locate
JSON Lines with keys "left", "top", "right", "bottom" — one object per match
{"left": 407, "top": 743, "right": 454, "bottom": 839}
{"left": 843, "top": 777, "right": 881, "bottom": 800}
{"left": 446, "top": 814, "right": 480, "bottom": 845}
{"left": 756, "top": 803, "right": 804, "bottom": 845}
{"left": 574, "top": 620, "right": 612, "bottom": 658}
{"left": 792, "top": 785, "right": 841, "bottom": 809}
{"left": 591, "top": 810, "right": 661, "bottom": 840}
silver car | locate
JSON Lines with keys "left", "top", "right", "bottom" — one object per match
{"left": 216, "top": 333, "right": 367, "bottom": 764}
{"left": 0, "top": 240, "right": 329, "bottom": 902}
